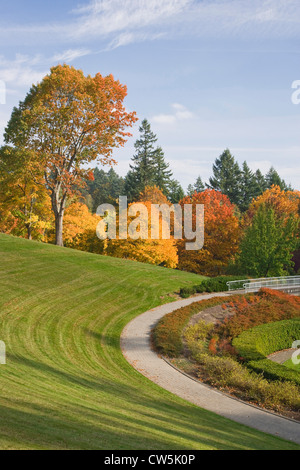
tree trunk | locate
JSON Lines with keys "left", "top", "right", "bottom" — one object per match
{"left": 27, "top": 197, "right": 34, "bottom": 241}
{"left": 55, "top": 212, "right": 64, "bottom": 247}
{"left": 51, "top": 187, "right": 67, "bottom": 247}
{"left": 27, "top": 225, "right": 32, "bottom": 240}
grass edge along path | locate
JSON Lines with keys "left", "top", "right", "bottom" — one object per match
{"left": 0, "top": 234, "right": 298, "bottom": 450}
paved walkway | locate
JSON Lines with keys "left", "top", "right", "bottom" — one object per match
{"left": 268, "top": 349, "right": 296, "bottom": 364}
{"left": 120, "top": 292, "right": 300, "bottom": 445}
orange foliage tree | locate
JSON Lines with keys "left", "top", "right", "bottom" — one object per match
{"left": 245, "top": 185, "right": 300, "bottom": 224}
{"left": 178, "top": 189, "right": 240, "bottom": 275}
{"left": 4, "top": 64, "right": 137, "bottom": 246}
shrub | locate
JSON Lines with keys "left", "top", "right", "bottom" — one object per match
{"left": 179, "top": 276, "right": 247, "bottom": 298}
{"left": 152, "top": 294, "right": 242, "bottom": 357}
{"left": 248, "top": 359, "right": 300, "bottom": 387}
{"left": 183, "top": 321, "right": 215, "bottom": 359}
{"left": 196, "top": 353, "right": 300, "bottom": 411}
{"left": 233, "top": 319, "right": 300, "bottom": 360}
{"left": 219, "top": 288, "right": 300, "bottom": 338}
{"left": 233, "top": 320, "right": 300, "bottom": 386}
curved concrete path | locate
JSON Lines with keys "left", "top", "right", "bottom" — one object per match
{"left": 121, "top": 292, "right": 300, "bottom": 445}
{"left": 268, "top": 349, "right": 296, "bottom": 364}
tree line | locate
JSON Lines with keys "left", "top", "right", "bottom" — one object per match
{"left": 82, "top": 118, "right": 292, "bottom": 214}
{"left": 0, "top": 64, "right": 298, "bottom": 279}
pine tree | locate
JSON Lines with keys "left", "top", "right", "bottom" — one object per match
{"left": 187, "top": 184, "right": 195, "bottom": 197}
{"left": 265, "top": 166, "right": 291, "bottom": 191}
{"left": 239, "top": 161, "right": 258, "bottom": 212}
{"left": 124, "top": 170, "right": 139, "bottom": 203}
{"left": 86, "top": 167, "right": 124, "bottom": 211}
{"left": 152, "top": 146, "right": 173, "bottom": 196}
{"left": 187, "top": 176, "right": 205, "bottom": 197}
{"left": 168, "top": 179, "right": 185, "bottom": 203}
{"left": 208, "top": 149, "right": 241, "bottom": 206}
{"left": 128, "top": 119, "right": 157, "bottom": 199}
{"left": 254, "top": 169, "right": 267, "bottom": 196}
{"left": 194, "top": 176, "right": 205, "bottom": 193}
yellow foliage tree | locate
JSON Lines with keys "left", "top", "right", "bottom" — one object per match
{"left": 105, "top": 188, "right": 178, "bottom": 268}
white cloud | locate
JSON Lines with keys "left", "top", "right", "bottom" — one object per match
{"left": 71, "top": 0, "right": 191, "bottom": 39}
{"left": 152, "top": 103, "right": 195, "bottom": 125}
{"left": 0, "top": 49, "right": 93, "bottom": 91}
{"left": 1, "top": 0, "right": 300, "bottom": 49}
{"left": 51, "top": 48, "right": 91, "bottom": 63}
{"left": 0, "top": 54, "right": 47, "bottom": 88}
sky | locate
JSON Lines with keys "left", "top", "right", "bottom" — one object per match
{"left": 0, "top": 0, "right": 299, "bottom": 190}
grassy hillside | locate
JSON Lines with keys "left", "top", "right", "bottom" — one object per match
{"left": 0, "top": 234, "right": 298, "bottom": 450}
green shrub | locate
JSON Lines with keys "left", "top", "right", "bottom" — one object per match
{"left": 180, "top": 286, "right": 196, "bottom": 298}
{"left": 233, "top": 319, "right": 300, "bottom": 360}
{"left": 233, "top": 319, "right": 300, "bottom": 385}
{"left": 248, "top": 359, "right": 300, "bottom": 387}
{"left": 179, "top": 276, "right": 247, "bottom": 298}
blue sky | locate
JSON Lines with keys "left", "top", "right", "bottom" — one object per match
{"left": 0, "top": 0, "right": 299, "bottom": 190}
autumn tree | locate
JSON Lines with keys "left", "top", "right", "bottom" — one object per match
{"left": 3, "top": 64, "right": 137, "bottom": 246}
{"left": 178, "top": 189, "right": 240, "bottom": 275}
{"left": 138, "top": 185, "right": 169, "bottom": 204}
{"left": 104, "top": 186, "right": 178, "bottom": 268}
{"left": 61, "top": 202, "right": 104, "bottom": 253}
{"left": 0, "top": 145, "right": 52, "bottom": 240}
{"left": 245, "top": 185, "right": 300, "bottom": 224}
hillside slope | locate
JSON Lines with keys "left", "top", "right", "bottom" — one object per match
{"left": 0, "top": 234, "right": 298, "bottom": 450}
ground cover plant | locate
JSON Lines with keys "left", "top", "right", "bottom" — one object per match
{"left": 1, "top": 234, "right": 297, "bottom": 450}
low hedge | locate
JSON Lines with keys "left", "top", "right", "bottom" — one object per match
{"left": 248, "top": 359, "right": 300, "bottom": 386}
{"left": 179, "top": 276, "right": 247, "bottom": 298}
{"left": 233, "top": 319, "right": 300, "bottom": 385}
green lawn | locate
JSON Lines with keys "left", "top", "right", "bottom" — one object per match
{"left": 284, "top": 359, "right": 300, "bottom": 372}
{"left": 0, "top": 234, "right": 298, "bottom": 450}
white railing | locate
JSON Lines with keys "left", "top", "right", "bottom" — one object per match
{"left": 227, "top": 276, "right": 300, "bottom": 293}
